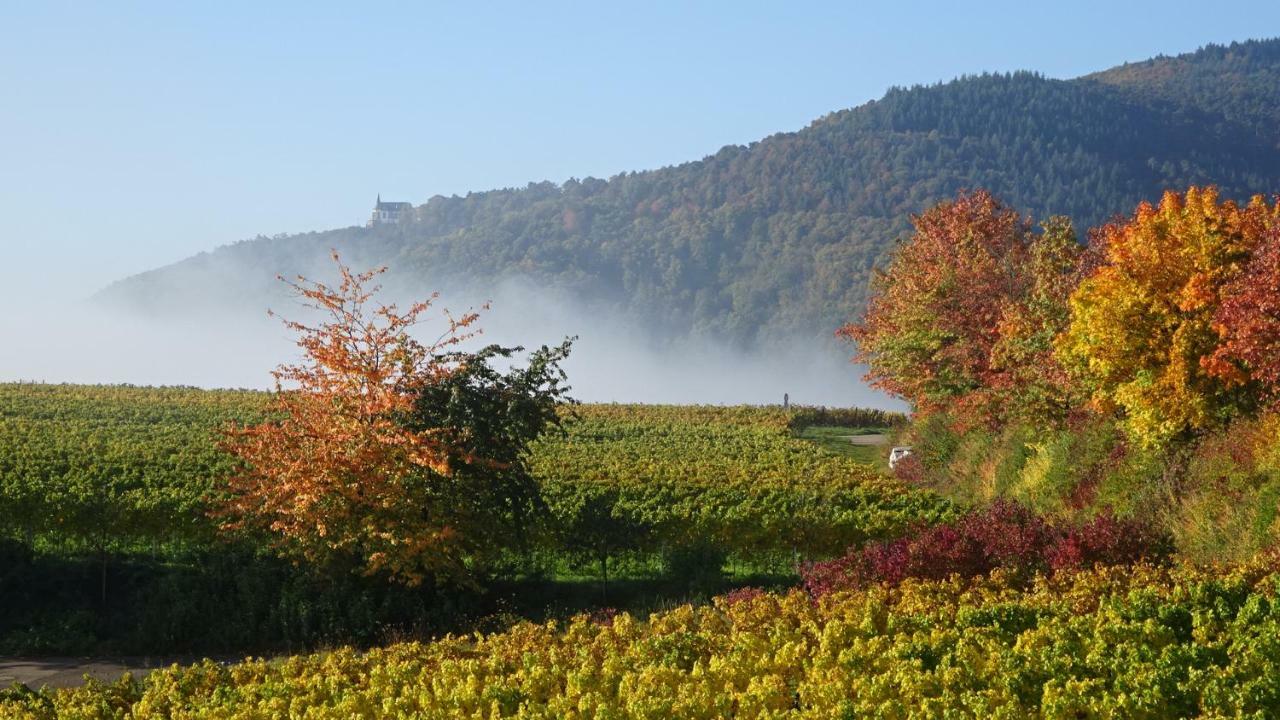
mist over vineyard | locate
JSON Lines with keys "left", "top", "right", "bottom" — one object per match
{"left": 0, "top": 277, "right": 895, "bottom": 407}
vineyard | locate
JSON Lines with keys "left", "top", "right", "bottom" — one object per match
{"left": 534, "top": 405, "right": 946, "bottom": 573}
{"left": 0, "top": 385, "right": 936, "bottom": 566}
{"left": 0, "top": 384, "right": 938, "bottom": 654}
{"left": 0, "top": 384, "right": 265, "bottom": 555}
{"left": 7, "top": 561, "right": 1280, "bottom": 717}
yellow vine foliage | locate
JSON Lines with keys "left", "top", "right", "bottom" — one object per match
{"left": 1057, "top": 187, "right": 1279, "bottom": 448}
{"left": 10, "top": 561, "right": 1280, "bottom": 718}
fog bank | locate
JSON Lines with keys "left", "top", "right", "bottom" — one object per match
{"left": 0, "top": 276, "right": 901, "bottom": 410}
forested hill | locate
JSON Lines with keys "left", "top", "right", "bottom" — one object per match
{"left": 100, "top": 39, "right": 1280, "bottom": 347}
{"left": 1085, "top": 38, "right": 1280, "bottom": 149}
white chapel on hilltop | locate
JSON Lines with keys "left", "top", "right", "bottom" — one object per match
{"left": 368, "top": 195, "right": 412, "bottom": 226}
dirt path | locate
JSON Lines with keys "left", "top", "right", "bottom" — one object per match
{"left": 846, "top": 433, "right": 888, "bottom": 446}
{"left": 0, "top": 656, "right": 219, "bottom": 689}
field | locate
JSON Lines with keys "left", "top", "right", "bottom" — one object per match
{"left": 0, "top": 384, "right": 941, "bottom": 656}
{"left": 0, "top": 385, "right": 933, "bottom": 567}
{"left": 533, "top": 405, "right": 936, "bottom": 571}
{"left": 0, "top": 384, "right": 265, "bottom": 556}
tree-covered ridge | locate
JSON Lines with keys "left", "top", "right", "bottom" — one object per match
{"left": 100, "top": 39, "right": 1280, "bottom": 346}
{"left": 1086, "top": 38, "right": 1280, "bottom": 148}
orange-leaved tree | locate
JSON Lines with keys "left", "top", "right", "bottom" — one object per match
{"left": 218, "top": 252, "right": 483, "bottom": 585}
{"left": 1057, "top": 187, "right": 1279, "bottom": 448}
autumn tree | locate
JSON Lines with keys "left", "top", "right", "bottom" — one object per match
{"left": 219, "top": 253, "right": 571, "bottom": 585}
{"left": 988, "top": 216, "right": 1086, "bottom": 423}
{"left": 1057, "top": 188, "right": 1278, "bottom": 448}
{"left": 1205, "top": 224, "right": 1280, "bottom": 403}
{"left": 841, "top": 191, "right": 1082, "bottom": 426}
{"left": 402, "top": 340, "right": 575, "bottom": 569}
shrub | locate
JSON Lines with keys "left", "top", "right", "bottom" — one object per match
{"left": 802, "top": 500, "right": 1170, "bottom": 598}
{"left": 717, "top": 586, "right": 767, "bottom": 607}
{"left": 1046, "top": 512, "right": 1172, "bottom": 571}
{"left": 1172, "top": 413, "right": 1280, "bottom": 563}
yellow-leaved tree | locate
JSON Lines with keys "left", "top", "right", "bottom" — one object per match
{"left": 1057, "top": 187, "right": 1279, "bottom": 448}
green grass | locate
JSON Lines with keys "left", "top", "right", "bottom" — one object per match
{"left": 796, "top": 425, "right": 888, "bottom": 465}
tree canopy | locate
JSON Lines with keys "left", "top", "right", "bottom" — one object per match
{"left": 848, "top": 186, "right": 1280, "bottom": 448}
{"left": 1058, "top": 188, "right": 1279, "bottom": 447}
{"left": 219, "top": 254, "right": 572, "bottom": 585}
{"left": 841, "top": 191, "right": 1081, "bottom": 427}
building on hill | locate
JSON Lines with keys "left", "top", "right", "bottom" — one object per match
{"left": 368, "top": 195, "right": 412, "bottom": 226}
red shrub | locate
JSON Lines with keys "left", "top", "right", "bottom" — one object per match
{"left": 960, "top": 501, "right": 1052, "bottom": 569}
{"left": 719, "top": 586, "right": 768, "bottom": 607}
{"left": 1046, "top": 512, "right": 1169, "bottom": 571}
{"left": 800, "top": 549, "right": 867, "bottom": 598}
{"left": 801, "top": 501, "right": 1168, "bottom": 598}
{"left": 897, "top": 523, "right": 988, "bottom": 580}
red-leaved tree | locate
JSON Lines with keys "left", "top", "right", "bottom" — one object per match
{"left": 1208, "top": 223, "right": 1280, "bottom": 403}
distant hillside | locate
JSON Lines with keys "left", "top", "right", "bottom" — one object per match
{"left": 100, "top": 39, "right": 1280, "bottom": 347}
{"left": 1086, "top": 38, "right": 1280, "bottom": 149}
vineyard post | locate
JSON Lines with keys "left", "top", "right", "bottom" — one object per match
{"left": 598, "top": 548, "right": 609, "bottom": 601}
{"left": 97, "top": 529, "right": 108, "bottom": 606}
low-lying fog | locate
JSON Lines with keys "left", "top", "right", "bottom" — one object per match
{"left": 0, "top": 275, "right": 901, "bottom": 410}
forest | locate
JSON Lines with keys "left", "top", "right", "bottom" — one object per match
{"left": 99, "top": 40, "right": 1280, "bottom": 348}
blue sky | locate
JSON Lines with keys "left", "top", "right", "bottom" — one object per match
{"left": 2, "top": 1, "right": 1278, "bottom": 301}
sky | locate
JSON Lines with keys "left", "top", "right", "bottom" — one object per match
{"left": 1, "top": 1, "right": 1278, "bottom": 303}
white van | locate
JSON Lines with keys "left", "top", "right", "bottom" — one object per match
{"left": 888, "top": 446, "right": 913, "bottom": 470}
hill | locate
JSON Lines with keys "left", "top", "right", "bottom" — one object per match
{"left": 1085, "top": 38, "right": 1280, "bottom": 149}
{"left": 99, "top": 39, "right": 1280, "bottom": 347}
